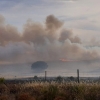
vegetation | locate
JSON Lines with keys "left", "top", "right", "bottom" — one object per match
{"left": 0, "top": 77, "right": 5, "bottom": 84}
{"left": 0, "top": 81, "right": 100, "bottom": 100}
{"left": 33, "top": 76, "right": 38, "bottom": 80}
{"left": 56, "top": 76, "right": 63, "bottom": 83}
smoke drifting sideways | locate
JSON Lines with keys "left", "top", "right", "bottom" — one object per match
{"left": 0, "top": 14, "right": 100, "bottom": 66}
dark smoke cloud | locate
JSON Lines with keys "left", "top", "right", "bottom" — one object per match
{"left": 0, "top": 14, "right": 100, "bottom": 65}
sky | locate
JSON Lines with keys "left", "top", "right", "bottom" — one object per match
{"left": 0, "top": 0, "right": 100, "bottom": 77}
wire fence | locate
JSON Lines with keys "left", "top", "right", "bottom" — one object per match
{"left": 1, "top": 70, "right": 100, "bottom": 79}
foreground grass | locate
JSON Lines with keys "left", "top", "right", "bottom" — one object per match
{"left": 0, "top": 82, "right": 100, "bottom": 100}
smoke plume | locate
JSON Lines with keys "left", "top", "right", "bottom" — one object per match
{"left": 0, "top": 14, "right": 100, "bottom": 65}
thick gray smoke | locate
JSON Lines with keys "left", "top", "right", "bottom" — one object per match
{"left": 31, "top": 61, "right": 48, "bottom": 73}
{"left": 0, "top": 14, "right": 100, "bottom": 65}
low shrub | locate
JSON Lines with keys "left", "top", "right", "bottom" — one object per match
{"left": 0, "top": 78, "right": 5, "bottom": 84}
{"left": 0, "top": 95, "right": 9, "bottom": 100}
{"left": 16, "top": 93, "right": 35, "bottom": 100}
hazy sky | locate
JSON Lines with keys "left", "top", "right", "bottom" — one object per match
{"left": 0, "top": 0, "right": 100, "bottom": 76}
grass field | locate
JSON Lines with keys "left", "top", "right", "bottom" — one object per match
{"left": 0, "top": 80, "right": 100, "bottom": 100}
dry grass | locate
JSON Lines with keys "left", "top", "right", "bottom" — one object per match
{"left": 0, "top": 82, "right": 100, "bottom": 100}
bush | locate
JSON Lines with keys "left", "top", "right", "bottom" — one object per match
{"left": 0, "top": 77, "right": 5, "bottom": 84}
{"left": 0, "top": 84, "right": 8, "bottom": 94}
{"left": 0, "top": 95, "right": 8, "bottom": 100}
{"left": 41, "top": 85, "right": 58, "bottom": 100}
{"left": 56, "top": 76, "right": 63, "bottom": 83}
{"left": 16, "top": 93, "right": 35, "bottom": 100}
{"left": 54, "top": 96, "right": 66, "bottom": 100}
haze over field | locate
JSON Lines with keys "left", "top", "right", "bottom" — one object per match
{"left": 0, "top": 0, "right": 100, "bottom": 78}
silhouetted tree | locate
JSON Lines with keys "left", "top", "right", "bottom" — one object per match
{"left": 34, "top": 75, "right": 38, "bottom": 80}
{"left": 69, "top": 76, "right": 75, "bottom": 81}
{"left": 56, "top": 76, "right": 63, "bottom": 82}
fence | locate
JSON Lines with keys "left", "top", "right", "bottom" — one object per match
{"left": 1, "top": 69, "right": 100, "bottom": 81}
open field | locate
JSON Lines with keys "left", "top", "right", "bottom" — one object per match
{"left": 1, "top": 79, "right": 100, "bottom": 100}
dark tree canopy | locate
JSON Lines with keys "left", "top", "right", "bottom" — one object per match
{"left": 31, "top": 61, "right": 48, "bottom": 72}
